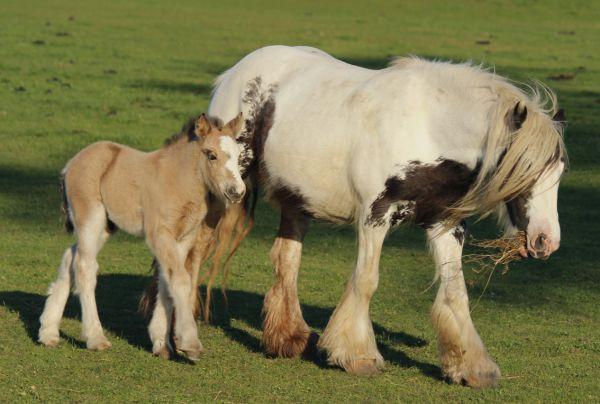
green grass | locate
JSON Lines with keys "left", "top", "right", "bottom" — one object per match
{"left": 1, "top": 0, "right": 599, "bottom": 401}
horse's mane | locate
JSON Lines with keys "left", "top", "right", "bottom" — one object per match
{"left": 391, "top": 57, "right": 567, "bottom": 228}
{"left": 163, "top": 114, "right": 224, "bottom": 147}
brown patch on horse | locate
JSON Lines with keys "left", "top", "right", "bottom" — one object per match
{"left": 366, "top": 159, "right": 479, "bottom": 228}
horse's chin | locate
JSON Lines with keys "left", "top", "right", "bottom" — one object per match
{"left": 518, "top": 244, "right": 528, "bottom": 258}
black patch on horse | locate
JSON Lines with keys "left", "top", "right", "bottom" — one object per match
{"left": 366, "top": 159, "right": 480, "bottom": 228}
{"left": 505, "top": 191, "right": 530, "bottom": 231}
{"left": 452, "top": 221, "right": 467, "bottom": 245}
{"left": 239, "top": 76, "right": 278, "bottom": 177}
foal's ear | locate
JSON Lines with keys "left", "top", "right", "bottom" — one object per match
{"left": 508, "top": 102, "right": 528, "bottom": 131}
{"left": 195, "top": 113, "right": 211, "bottom": 137}
{"left": 225, "top": 112, "right": 244, "bottom": 136}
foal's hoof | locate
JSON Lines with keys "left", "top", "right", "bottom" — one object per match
{"left": 462, "top": 366, "right": 501, "bottom": 389}
{"left": 153, "top": 347, "right": 170, "bottom": 360}
{"left": 176, "top": 340, "right": 204, "bottom": 362}
{"left": 152, "top": 341, "right": 171, "bottom": 360}
{"left": 177, "top": 347, "right": 203, "bottom": 362}
{"left": 38, "top": 329, "right": 60, "bottom": 347}
{"left": 87, "top": 336, "right": 112, "bottom": 351}
{"left": 345, "top": 359, "right": 381, "bottom": 376}
{"left": 449, "top": 358, "right": 501, "bottom": 388}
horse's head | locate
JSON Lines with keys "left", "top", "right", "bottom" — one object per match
{"left": 447, "top": 87, "right": 567, "bottom": 260}
{"left": 502, "top": 107, "right": 567, "bottom": 260}
{"left": 194, "top": 113, "right": 246, "bottom": 203}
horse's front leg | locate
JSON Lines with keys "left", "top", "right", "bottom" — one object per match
{"left": 262, "top": 210, "right": 311, "bottom": 357}
{"left": 428, "top": 223, "right": 501, "bottom": 388}
{"left": 318, "top": 214, "right": 388, "bottom": 375}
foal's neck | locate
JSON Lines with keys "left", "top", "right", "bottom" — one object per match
{"left": 159, "top": 137, "right": 207, "bottom": 191}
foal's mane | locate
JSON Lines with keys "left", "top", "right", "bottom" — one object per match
{"left": 392, "top": 58, "right": 567, "bottom": 227}
{"left": 163, "top": 115, "right": 224, "bottom": 147}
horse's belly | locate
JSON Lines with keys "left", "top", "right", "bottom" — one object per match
{"left": 263, "top": 136, "right": 356, "bottom": 223}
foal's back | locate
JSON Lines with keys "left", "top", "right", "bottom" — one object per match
{"left": 63, "top": 141, "right": 154, "bottom": 236}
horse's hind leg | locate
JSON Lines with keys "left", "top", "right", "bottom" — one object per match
{"left": 427, "top": 223, "right": 500, "bottom": 388}
{"left": 318, "top": 214, "right": 387, "bottom": 375}
{"left": 72, "top": 203, "right": 111, "bottom": 351}
{"left": 262, "top": 210, "right": 311, "bottom": 357}
{"left": 39, "top": 244, "right": 77, "bottom": 347}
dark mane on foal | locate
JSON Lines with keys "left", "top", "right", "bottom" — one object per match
{"left": 163, "top": 114, "right": 224, "bottom": 147}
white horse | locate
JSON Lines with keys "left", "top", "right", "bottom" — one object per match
{"left": 208, "top": 46, "right": 566, "bottom": 387}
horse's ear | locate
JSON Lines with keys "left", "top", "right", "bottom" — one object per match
{"left": 553, "top": 108, "right": 566, "bottom": 128}
{"left": 195, "top": 113, "right": 211, "bottom": 137}
{"left": 508, "top": 102, "right": 528, "bottom": 131}
{"left": 225, "top": 112, "right": 244, "bottom": 136}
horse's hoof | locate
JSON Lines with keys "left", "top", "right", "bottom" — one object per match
{"left": 87, "top": 337, "right": 112, "bottom": 351}
{"left": 345, "top": 359, "right": 381, "bottom": 376}
{"left": 263, "top": 330, "right": 311, "bottom": 358}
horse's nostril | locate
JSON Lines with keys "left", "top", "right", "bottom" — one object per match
{"left": 534, "top": 233, "right": 547, "bottom": 252}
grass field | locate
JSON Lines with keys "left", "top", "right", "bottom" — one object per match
{"left": 1, "top": 0, "right": 599, "bottom": 401}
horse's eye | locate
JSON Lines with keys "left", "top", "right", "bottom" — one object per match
{"left": 205, "top": 151, "right": 217, "bottom": 161}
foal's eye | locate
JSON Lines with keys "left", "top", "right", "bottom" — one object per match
{"left": 205, "top": 151, "right": 217, "bottom": 161}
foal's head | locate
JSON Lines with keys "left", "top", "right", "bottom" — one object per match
{"left": 193, "top": 113, "right": 246, "bottom": 203}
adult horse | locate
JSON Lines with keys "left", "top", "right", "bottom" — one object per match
{"left": 208, "top": 46, "right": 566, "bottom": 387}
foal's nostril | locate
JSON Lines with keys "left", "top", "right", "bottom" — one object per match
{"left": 226, "top": 186, "right": 240, "bottom": 200}
{"left": 534, "top": 233, "right": 547, "bottom": 252}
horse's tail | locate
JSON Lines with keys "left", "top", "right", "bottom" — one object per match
{"left": 59, "top": 173, "right": 74, "bottom": 234}
{"left": 199, "top": 187, "right": 257, "bottom": 322}
{"left": 138, "top": 188, "right": 257, "bottom": 323}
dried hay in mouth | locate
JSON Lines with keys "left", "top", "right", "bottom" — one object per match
{"left": 463, "top": 231, "right": 527, "bottom": 308}
{"left": 464, "top": 231, "right": 527, "bottom": 275}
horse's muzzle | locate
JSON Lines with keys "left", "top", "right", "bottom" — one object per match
{"left": 525, "top": 232, "right": 559, "bottom": 259}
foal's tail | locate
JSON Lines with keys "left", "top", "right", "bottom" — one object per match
{"left": 60, "top": 173, "right": 74, "bottom": 234}
{"left": 138, "top": 189, "right": 258, "bottom": 322}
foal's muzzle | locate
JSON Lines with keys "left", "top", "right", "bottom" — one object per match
{"left": 225, "top": 185, "right": 245, "bottom": 203}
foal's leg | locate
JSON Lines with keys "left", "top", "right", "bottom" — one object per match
{"left": 38, "top": 245, "right": 77, "bottom": 347}
{"left": 262, "top": 211, "right": 311, "bottom": 357}
{"left": 151, "top": 234, "right": 203, "bottom": 361}
{"left": 73, "top": 205, "right": 112, "bottom": 351}
{"left": 428, "top": 223, "right": 500, "bottom": 388}
{"left": 148, "top": 271, "right": 173, "bottom": 359}
{"left": 318, "top": 215, "right": 388, "bottom": 375}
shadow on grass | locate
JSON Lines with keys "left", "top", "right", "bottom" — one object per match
{"left": 125, "top": 79, "right": 213, "bottom": 95}
{"left": 0, "top": 273, "right": 440, "bottom": 380}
